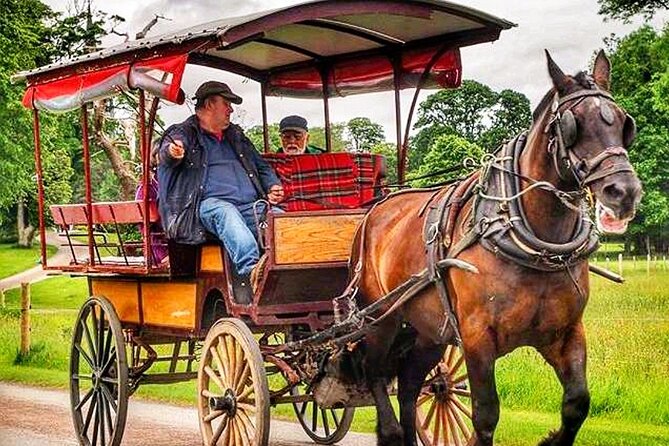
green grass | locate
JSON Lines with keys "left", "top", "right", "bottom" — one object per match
{"left": 3, "top": 276, "right": 88, "bottom": 309}
{"left": 0, "top": 243, "right": 57, "bottom": 279}
{"left": 0, "top": 271, "right": 667, "bottom": 444}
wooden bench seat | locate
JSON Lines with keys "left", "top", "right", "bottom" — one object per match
{"left": 50, "top": 200, "right": 160, "bottom": 226}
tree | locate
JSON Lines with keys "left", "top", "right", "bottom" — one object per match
{"left": 345, "top": 117, "right": 384, "bottom": 153}
{"left": 598, "top": 0, "right": 668, "bottom": 21}
{"left": 408, "top": 80, "right": 531, "bottom": 174}
{"left": 0, "top": 0, "right": 77, "bottom": 246}
{"left": 408, "top": 134, "right": 483, "bottom": 188}
{"left": 606, "top": 25, "right": 669, "bottom": 252}
{"left": 246, "top": 123, "right": 280, "bottom": 152}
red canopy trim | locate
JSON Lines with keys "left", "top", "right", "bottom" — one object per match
{"left": 266, "top": 47, "right": 461, "bottom": 98}
{"left": 22, "top": 54, "right": 188, "bottom": 113}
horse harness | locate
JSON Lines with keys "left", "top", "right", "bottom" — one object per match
{"left": 418, "top": 88, "right": 635, "bottom": 342}
{"left": 323, "top": 88, "right": 635, "bottom": 350}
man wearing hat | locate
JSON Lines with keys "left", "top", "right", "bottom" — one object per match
{"left": 158, "top": 81, "right": 284, "bottom": 304}
{"left": 278, "top": 115, "right": 325, "bottom": 155}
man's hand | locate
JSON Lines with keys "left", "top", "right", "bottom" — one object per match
{"left": 168, "top": 139, "right": 185, "bottom": 160}
{"left": 267, "top": 184, "right": 285, "bottom": 204}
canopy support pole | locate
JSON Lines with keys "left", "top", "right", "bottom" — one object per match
{"left": 81, "top": 105, "right": 95, "bottom": 267}
{"left": 139, "top": 90, "right": 152, "bottom": 270}
{"left": 320, "top": 65, "right": 332, "bottom": 152}
{"left": 261, "top": 82, "right": 270, "bottom": 153}
{"left": 32, "top": 109, "right": 47, "bottom": 267}
{"left": 147, "top": 73, "right": 169, "bottom": 144}
{"left": 147, "top": 96, "right": 160, "bottom": 146}
{"left": 391, "top": 55, "right": 404, "bottom": 183}
{"left": 401, "top": 44, "right": 453, "bottom": 184}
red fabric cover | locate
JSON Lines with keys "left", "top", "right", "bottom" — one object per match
{"left": 22, "top": 54, "right": 187, "bottom": 112}
{"left": 267, "top": 47, "right": 461, "bottom": 98}
{"left": 263, "top": 153, "right": 385, "bottom": 211}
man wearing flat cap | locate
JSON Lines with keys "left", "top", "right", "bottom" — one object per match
{"left": 277, "top": 115, "right": 324, "bottom": 155}
{"left": 158, "top": 81, "right": 284, "bottom": 304}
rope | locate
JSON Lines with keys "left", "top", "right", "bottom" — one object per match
{"left": 477, "top": 154, "right": 585, "bottom": 212}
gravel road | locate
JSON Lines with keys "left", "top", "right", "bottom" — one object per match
{"left": 0, "top": 382, "right": 376, "bottom": 446}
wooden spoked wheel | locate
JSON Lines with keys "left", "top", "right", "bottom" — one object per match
{"left": 291, "top": 386, "right": 355, "bottom": 444}
{"left": 415, "top": 344, "right": 472, "bottom": 446}
{"left": 70, "top": 296, "right": 129, "bottom": 446}
{"left": 198, "top": 318, "right": 270, "bottom": 446}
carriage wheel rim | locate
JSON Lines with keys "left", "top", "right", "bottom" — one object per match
{"left": 415, "top": 345, "right": 472, "bottom": 446}
{"left": 282, "top": 330, "right": 354, "bottom": 445}
{"left": 198, "top": 319, "right": 270, "bottom": 446}
{"left": 290, "top": 387, "right": 355, "bottom": 444}
{"left": 70, "top": 297, "right": 128, "bottom": 446}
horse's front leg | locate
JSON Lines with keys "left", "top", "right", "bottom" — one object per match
{"left": 537, "top": 323, "right": 590, "bottom": 446}
{"left": 463, "top": 333, "right": 500, "bottom": 446}
{"left": 397, "top": 337, "right": 445, "bottom": 446}
{"left": 364, "top": 317, "right": 403, "bottom": 446}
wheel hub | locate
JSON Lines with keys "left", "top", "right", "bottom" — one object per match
{"left": 209, "top": 388, "right": 237, "bottom": 416}
{"left": 429, "top": 375, "right": 450, "bottom": 400}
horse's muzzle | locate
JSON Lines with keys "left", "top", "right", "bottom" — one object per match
{"left": 593, "top": 172, "right": 642, "bottom": 233}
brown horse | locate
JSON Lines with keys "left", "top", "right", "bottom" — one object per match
{"left": 351, "top": 51, "right": 642, "bottom": 446}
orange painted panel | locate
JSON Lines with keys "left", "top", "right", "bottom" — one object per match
{"left": 200, "top": 245, "right": 224, "bottom": 272}
{"left": 141, "top": 282, "right": 197, "bottom": 328}
{"left": 91, "top": 280, "right": 140, "bottom": 324}
{"left": 274, "top": 213, "right": 364, "bottom": 264}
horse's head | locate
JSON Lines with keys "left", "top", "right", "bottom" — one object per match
{"left": 542, "top": 50, "right": 642, "bottom": 234}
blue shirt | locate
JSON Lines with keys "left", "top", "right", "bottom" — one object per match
{"left": 202, "top": 132, "right": 258, "bottom": 205}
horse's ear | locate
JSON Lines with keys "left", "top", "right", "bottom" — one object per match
{"left": 593, "top": 50, "right": 611, "bottom": 91}
{"left": 545, "top": 50, "right": 571, "bottom": 95}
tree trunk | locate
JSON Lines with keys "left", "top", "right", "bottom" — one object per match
{"left": 92, "top": 101, "right": 137, "bottom": 200}
{"left": 16, "top": 201, "right": 36, "bottom": 248}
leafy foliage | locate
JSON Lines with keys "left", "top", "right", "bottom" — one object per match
{"left": 598, "top": 0, "right": 668, "bottom": 21}
{"left": 408, "top": 80, "right": 531, "bottom": 178}
{"left": 0, "top": 0, "right": 76, "bottom": 235}
{"left": 408, "top": 134, "right": 483, "bottom": 187}
{"left": 345, "top": 117, "right": 384, "bottom": 153}
{"left": 370, "top": 142, "right": 398, "bottom": 185}
{"left": 606, "top": 25, "right": 669, "bottom": 249}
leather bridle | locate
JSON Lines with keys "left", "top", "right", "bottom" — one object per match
{"left": 546, "top": 89, "right": 635, "bottom": 189}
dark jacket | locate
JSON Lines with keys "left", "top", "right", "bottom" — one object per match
{"left": 157, "top": 115, "right": 280, "bottom": 244}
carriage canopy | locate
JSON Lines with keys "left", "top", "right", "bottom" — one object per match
{"left": 15, "top": 0, "right": 513, "bottom": 112}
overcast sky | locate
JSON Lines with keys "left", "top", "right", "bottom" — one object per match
{"left": 43, "top": 0, "right": 668, "bottom": 140}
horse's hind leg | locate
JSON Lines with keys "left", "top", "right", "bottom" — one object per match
{"left": 397, "top": 338, "right": 445, "bottom": 446}
{"left": 364, "top": 318, "right": 403, "bottom": 446}
{"left": 537, "top": 323, "right": 590, "bottom": 446}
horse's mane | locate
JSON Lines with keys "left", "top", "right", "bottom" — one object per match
{"left": 531, "top": 71, "right": 598, "bottom": 123}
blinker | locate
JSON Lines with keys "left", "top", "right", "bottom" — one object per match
{"left": 600, "top": 103, "right": 614, "bottom": 125}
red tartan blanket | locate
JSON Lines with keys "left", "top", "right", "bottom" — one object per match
{"left": 263, "top": 153, "right": 385, "bottom": 211}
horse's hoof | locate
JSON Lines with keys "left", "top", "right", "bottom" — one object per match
{"left": 378, "top": 427, "right": 403, "bottom": 446}
{"left": 537, "top": 430, "right": 560, "bottom": 446}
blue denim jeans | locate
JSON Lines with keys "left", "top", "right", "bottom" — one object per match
{"left": 198, "top": 198, "right": 275, "bottom": 276}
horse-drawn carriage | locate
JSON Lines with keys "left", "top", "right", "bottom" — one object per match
{"left": 16, "top": 1, "right": 642, "bottom": 446}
